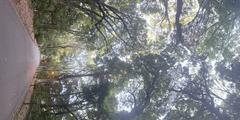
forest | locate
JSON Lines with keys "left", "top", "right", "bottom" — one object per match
{"left": 27, "top": 0, "right": 240, "bottom": 120}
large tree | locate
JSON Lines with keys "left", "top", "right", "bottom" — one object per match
{"left": 29, "top": 0, "right": 240, "bottom": 120}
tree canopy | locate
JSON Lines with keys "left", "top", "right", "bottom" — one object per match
{"left": 28, "top": 0, "right": 240, "bottom": 120}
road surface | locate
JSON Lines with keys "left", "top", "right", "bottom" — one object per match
{"left": 0, "top": 0, "right": 40, "bottom": 119}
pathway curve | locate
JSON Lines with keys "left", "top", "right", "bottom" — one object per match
{"left": 0, "top": 0, "right": 40, "bottom": 119}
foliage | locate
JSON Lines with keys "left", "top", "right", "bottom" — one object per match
{"left": 29, "top": 0, "right": 240, "bottom": 120}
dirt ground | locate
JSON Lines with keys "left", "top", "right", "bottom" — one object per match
{"left": 11, "top": 0, "right": 35, "bottom": 42}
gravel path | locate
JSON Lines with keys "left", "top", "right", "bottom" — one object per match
{"left": 0, "top": 0, "right": 39, "bottom": 119}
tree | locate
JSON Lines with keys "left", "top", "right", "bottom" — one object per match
{"left": 29, "top": 0, "right": 240, "bottom": 120}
